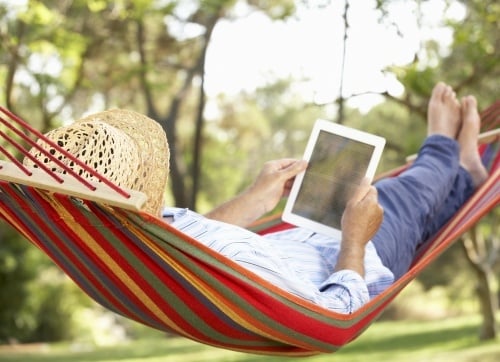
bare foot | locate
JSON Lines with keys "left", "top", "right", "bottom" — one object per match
{"left": 427, "top": 82, "right": 461, "bottom": 138}
{"left": 458, "top": 95, "right": 488, "bottom": 188}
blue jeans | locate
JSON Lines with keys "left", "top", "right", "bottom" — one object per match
{"left": 372, "top": 135, "right": 475, "bottom": 279}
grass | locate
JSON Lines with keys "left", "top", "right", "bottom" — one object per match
{"left": 0, "top": 314, "right": 499, "bottom": 362}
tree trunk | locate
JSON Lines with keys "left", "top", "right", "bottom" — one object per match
{"left": 336, "top": 0, "right": 349, "bottom": 125}
{"left": 461, "top": 224, "right": 499, "bottom": 340}
{"left": 135, "top": 18, "right": 199, "bottom": 208}
{"left": 191, "top": 14, "right": 219, "bottom": 210}
{"left": 474, "top": 267, "right": 498, "bottom": 340}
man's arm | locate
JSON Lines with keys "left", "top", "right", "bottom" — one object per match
{"left": 335, "top": 178, "right": 384, "bottom": 277}
{"left": 205, "top": 159, "right": 307, "bottom": 227}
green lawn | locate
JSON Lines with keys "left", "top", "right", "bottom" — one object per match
{"left": 0, "top": 314, "right": 499, "bottom": 362}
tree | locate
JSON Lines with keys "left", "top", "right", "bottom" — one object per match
{"left": 135, "top": 0, "right": 297, "bottom": 210}
{"left": 461, "top": 216, "right": 499, "bottom": 340}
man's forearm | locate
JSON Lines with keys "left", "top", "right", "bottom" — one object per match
{"left": 205, "top": 159, "right": 307, "bottom": 228}
{"left": 204, "top": 188, "right": 266, "bottom": 227}
{"left": 334, "top": 243, "right": 366, "bottom": 277}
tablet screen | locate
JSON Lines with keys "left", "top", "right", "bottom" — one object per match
{"left": 282, "top": 119, "right": 385, "bottom": 238}
{"left": 291, "top": 130, "right": 375, "bottom": 230}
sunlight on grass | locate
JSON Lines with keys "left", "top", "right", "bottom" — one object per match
{"left": 0, "top": 314, "right": 499, "bottom": 362}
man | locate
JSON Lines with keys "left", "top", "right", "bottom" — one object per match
{"left": 27, "top": 82, "right": 487, "bottom": 314}
{"left": 162, "top": 82, "right": 487, "bottom": 313}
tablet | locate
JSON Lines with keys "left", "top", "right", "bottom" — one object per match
{"left": 282, "top": 119, "right": 386, "bottom": 239}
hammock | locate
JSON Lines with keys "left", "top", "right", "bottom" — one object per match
{"left": 0, "top": 103, "right": 498, "bottom": 357}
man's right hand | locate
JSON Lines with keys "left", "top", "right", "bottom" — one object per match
{"left": 335, "top": 178, "right": 383, "bottom": 276}
{"left": 341, "top": 177, "right": 383, "bottom": 247}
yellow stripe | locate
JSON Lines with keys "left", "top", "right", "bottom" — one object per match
{"left": 121, "top": 213, "right": 323, "bottom": 350}
{"left": 45, "top": 195, "right": 197, "bottom": 339}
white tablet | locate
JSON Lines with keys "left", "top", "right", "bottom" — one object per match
{"left": 282, "top": 119, "right": 386, "bottom": 239}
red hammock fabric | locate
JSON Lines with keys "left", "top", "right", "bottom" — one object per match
{"left": 0, "top": 103, "right": 498, "bottom": 356}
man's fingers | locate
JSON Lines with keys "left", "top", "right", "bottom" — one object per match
{"left": 350, "top": 177, "right": 373, "bottom": 203}
{"left": 280, "top": 159, "right": 307, "bottom": 178}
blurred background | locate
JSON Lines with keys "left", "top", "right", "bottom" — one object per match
{"left": 0, "top": 0, "right": 498, "bottom": 358}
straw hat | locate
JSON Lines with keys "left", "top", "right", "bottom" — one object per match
{"left": 23, "top": 109, "right": 170, "bottom": 215}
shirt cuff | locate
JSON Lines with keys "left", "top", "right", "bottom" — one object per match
{"left": 319, "top": 269, "right": 370, "bottom": 311}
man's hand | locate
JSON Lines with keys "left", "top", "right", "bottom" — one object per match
{"left": 335, "top": 178, "right": 383, "bottom": 276}
{"left": 247, "top": 159, "right": 308, "bottom": 214}
{"left": 341, "top": 177, "right": 383, "bottom": 246}
{"left": 205, "top": 159, "right": 307, "bottom": 227}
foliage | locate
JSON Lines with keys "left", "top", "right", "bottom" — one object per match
{"left": 382, "top": 0, "right": 499, "bottom": 111}
{"left": 198, "top": 78, "right": 329, "bottom": 210}
{"left": 444, "top": 0, "right": 500, "bottom": 104}
{"left": 0, "top": 223, "right": 39, "bottom": 343}
{"left": 0, "top": 222, "right": 91, "bottom": 343}
{"left": 344, "top": 102, "right": 425, "bottom": 172}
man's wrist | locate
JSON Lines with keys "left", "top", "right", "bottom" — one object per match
{"left": 335, "top": 242, "right": 366, "bottom": 275}
{"left": 339, "top": 242, "right": 365, "bottom": 256}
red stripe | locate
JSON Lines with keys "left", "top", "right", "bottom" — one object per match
{"left": 5, "top": 185, "right": 173, "bottom": 332}
{"left": 0, "top": 186, "right": 159, "bottom": 334}
{"left": 117, "top": 216, "right": 301, "bottom": 346}
{"left": 125, "top": 214, "right": 349, "bottom": 351}
{"left": 55, "top": 196, "right": 195, "bottom": 333}
{"left": 202, "top": 258, "right": 369, "bottom": 349}
{"left": 141, "top": 216, "right": 372, "bottom": 350}
{"left": 61, "top": 197, "right": 266, "bottom": 347}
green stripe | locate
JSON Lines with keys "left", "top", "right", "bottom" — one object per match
{"left": 129, "top": 212, "right": 346, "bottom": 352}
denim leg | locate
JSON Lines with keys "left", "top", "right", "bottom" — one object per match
{"left": 371, "top": 135, "right": 475, "bottom": 279}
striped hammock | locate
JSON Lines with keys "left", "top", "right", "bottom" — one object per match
{"left": 0, "top": 103, "right": 498, "bottom": 356}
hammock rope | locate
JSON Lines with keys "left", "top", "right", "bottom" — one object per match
{"left": 0, "top": 103, "right": 498, "bottom": 356}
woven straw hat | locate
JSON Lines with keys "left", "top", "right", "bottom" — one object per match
{"left": 24, "top": 109, "right": 170, "bottom": 215}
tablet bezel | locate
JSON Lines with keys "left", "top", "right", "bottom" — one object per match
{"left": 282, "top": 119, "right": 386, "bottom": 239}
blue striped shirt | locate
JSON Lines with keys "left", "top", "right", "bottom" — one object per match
{"left": 162, "top": 207, "right": 394, "bottom": 314}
